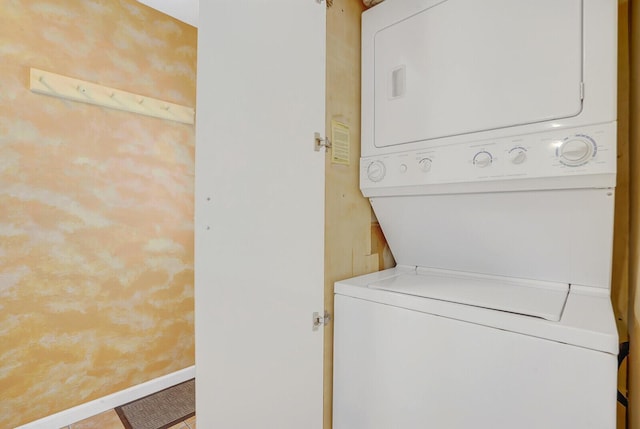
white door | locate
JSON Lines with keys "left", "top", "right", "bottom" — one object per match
{"left": 194, "top": 1, "right": 326, "bottom": 428}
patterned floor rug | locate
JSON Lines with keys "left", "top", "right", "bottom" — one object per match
{"left": 115, "top": 379, "right": 195, "bottom": 429}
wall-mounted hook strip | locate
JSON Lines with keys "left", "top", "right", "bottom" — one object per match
{"left": 29, "top": 68, "right": 195, "bottom": 125}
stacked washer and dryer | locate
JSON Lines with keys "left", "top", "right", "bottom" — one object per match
{"left": 332, "top": 0, "right": 619, "bottom": 428}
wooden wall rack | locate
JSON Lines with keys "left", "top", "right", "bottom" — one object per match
{"left": 29, "top": 68, "right": 195, "bottom": 124}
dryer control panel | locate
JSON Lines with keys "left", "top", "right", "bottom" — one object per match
{"left": 360, "top": 122, "right": 616, "bottom": 197}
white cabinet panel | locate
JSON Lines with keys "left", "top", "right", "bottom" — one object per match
{"left": 195, "top": 2, "right": 326, "bottom": 428}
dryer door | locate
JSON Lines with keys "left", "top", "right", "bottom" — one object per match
{"left": 373, "top": 0, "right": 583, "bottom": 148}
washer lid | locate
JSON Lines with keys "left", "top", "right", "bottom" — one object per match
{"left": 368, "top": 268, "right": 569, "bottom": 321}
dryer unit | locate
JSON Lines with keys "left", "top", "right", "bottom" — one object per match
{"left": 333, "top": 1, "right": 619, "bottom": 428}
{"left": 361, "top": 0, "right": 616, "bottom": 159}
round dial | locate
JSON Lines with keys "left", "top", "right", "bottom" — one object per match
{"left": 366, "top": 160, "right": 386, "bottom": 182}
{"left": 558, "top": 136, "right": 596, "bottom": 166}
{"left": 418, "top": 158, "right": 432, "bottom": 172}
{"left": 509, "top": 147, "right": 527, "bottom": 165}
{"left": 473, "top": 151, "right": 493, "bottom": 168}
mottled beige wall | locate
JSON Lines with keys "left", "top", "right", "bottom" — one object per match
{"left": 0, "top": 1, "right": 196, "bottom": 427}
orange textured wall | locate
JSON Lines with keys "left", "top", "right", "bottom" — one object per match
{"left": 0, "top": 1, "right": 196, "bottom": 427}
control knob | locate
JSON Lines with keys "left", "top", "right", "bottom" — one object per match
{"left": 509, "top": 147, "right": 527, "bottom": 165}
{"left": 473, "top": 151, "right": 493, "bottom": 168}
{"left": 418, "top": 158, "right": 432, "bottom": 172}
{"left": 366, "top": 160, "right": 386, "bottom": 182}
{"left": 557, "top": 135, "right": 596, "bottom": 166}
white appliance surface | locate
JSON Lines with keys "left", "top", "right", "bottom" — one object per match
{"left": 334, "top": 0, "right": 619, "bottom": 427}
{"left": 369, "top": 188, "right": 616, "bottom": 289}
{"left": 362, "top": 0, "right": 617, "bottom": 157}
{"left": 335, "top": 267, "right": 618, "bottom": 355}
{"left": 374, "top": 0, "right": 582, "bottom": 147}
{"left": 361, "top": 122, "right": 617, "bottom": 197}
{"left": 333, "top": 281, "right": 618, "bottom": 429}
{"left": 368, "top": 268, "right": 569, "bottom": 321}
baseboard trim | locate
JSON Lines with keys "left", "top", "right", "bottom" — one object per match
{"left": 16, "top": 366, "right": 195, "bottom": 429}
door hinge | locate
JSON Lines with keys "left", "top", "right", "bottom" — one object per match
{"left": 312, "top": 311, "right": 331, "bottom": 330}
{"left": 314, "top": 132, "right": 331, "bottom": 152}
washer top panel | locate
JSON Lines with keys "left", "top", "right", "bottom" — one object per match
{"left": 335, "top": 266, "right": 618, "bottom": 354}
{"left": 368, "top": 268, "right": 569, "bottom": 321}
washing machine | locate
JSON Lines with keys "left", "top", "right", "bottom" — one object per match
{"left": 333, "top": 0, "right": 619, "bottom": 427}
{"left": 333, "top": 266, "right": 618, "bottom": 428}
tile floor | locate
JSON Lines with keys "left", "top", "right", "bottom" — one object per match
{"left": 60, "top": 409, "right": 196, "bottom": 429}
